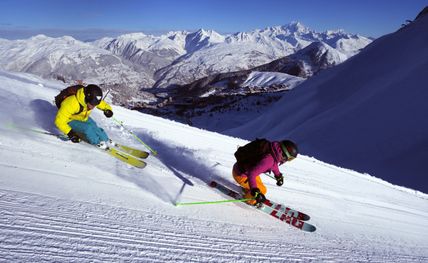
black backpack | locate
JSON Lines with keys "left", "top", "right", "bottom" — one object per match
{"left": 234, "top": 138, "right": 271, "bottom": 167}
{"left": 54, "top": 85, "right": 84, "bottom": 114}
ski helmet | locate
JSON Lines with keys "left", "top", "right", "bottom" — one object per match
{"left": 84, "top": 84, "right": 103, "bottom": 106}
{"left": 280, "top": 140, "right": 298, "bottom": 161}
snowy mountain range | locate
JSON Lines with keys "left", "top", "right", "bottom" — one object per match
{"left": 0, "top": 35, "right": 155, "bottom": 104}
{"left": 0, "top": 69, "right": 427, "bottom": 261}
{"left": 172, "top": 39, "right": 347, "bottom": 96}
{"left": 104, "top": 22, "right": 370, "bottom": 89}
{"left": 95, "top": 31, "right": 188, "bottom": 76}
{"left": 0, "top": 22, "right": 371, "bottom": 106}
{"left": 133, "top": 39, "right": 353, "bottom": 131}
{"left": 228, "top": 10, "right": 428, "bottom": 193}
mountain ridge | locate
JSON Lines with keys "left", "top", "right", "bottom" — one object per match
{"left": 0, "top": 22, "right": 371, "bottom": 107}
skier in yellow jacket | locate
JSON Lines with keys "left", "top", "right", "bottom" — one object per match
{"left": 54, "top": 84, "right": 113, "bottom": 149}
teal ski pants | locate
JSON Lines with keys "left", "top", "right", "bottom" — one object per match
{"left": 69, "top": 117, "right": 108, "bottom": 145}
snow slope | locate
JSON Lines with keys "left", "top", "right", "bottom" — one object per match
{"left": 228, "top": 12, "right": 428, "bottom": 194}
{"left": 0, "top": 70, "right": 427, "bottom": 262}
{"left": 242, "top": 71, "right": 305, "bottom": 89}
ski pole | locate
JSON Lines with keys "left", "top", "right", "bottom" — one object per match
{"left": 6, "top": 123, "right": 69, "bottom": 140}
{"left": 175, "top": 197, "right": 255, "bottom": 206}
{"left": 102, "top": 89, "right": 110, "bottom": 101}
{"left": 112, "top": 117, "right": 158, "bottom": 155}
{"left": 263, "top": 172, "right": 276, "bottom": 180}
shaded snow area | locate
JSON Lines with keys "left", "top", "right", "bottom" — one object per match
{"left": 0, "top": 70, "right": 427, "bottom": 262}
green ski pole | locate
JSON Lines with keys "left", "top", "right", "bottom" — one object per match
{"left": 175, "top": 197, "right": 255, "bottom": 206}
{"left": 112, "top": 117, "right": 158, "bottom": 155}
{"left": 6, "top": 123, "right": 68, "bottom": 140}
{"left": 264, "top": 172, "right": 275, "bottom": 180}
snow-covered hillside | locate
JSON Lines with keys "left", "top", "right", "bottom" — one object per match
{"left": 0, "top": 35, "right": 156, "bottom": 105}
{"left": 228, "top": 9, "right": 428, "bottom": 194}
{"left": 1, "top": 70, "right": 427, "bottom": 261}
{"left": 97, "top": 31, "right": 189, "bottom": 75}
{"left": 0, "top": 35, "right": 153, "bottom": 88}
{"left": 242, "top": 72, "right": 305, "bottom": 89}
{"left": 253, "top": 41, "right": 349, "bottom": 78}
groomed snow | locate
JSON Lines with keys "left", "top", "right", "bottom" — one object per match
{"left": 0, "top": 70, "right": 427, "bottom": 262}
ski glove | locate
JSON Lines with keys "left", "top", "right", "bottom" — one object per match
{"left": 275, "top": 174, "right": 284, "bottom": 186}
{"left": 250, "top": 188, "right": 266, "bottom": 204}
{"left": 104, "top": 109, "right": 113, "bottom": 118}
{"left": 67, "top": 130, "right": 80, "bottom": 143}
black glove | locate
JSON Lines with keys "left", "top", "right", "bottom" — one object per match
{"left": 250, "top": 188, "right": 266, "bottom": 204}
{"left": 104, "top": 109, "right": 113, "bottom": 118}
{"left": 275, "top": 174, "right": 284, "bottom": 186}
{"left": 67, "top": 130, "right": 80, "bottom": 143}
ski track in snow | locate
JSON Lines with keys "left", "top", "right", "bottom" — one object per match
{"left": 0, "top": 188, "right": 425, "bottom": 262}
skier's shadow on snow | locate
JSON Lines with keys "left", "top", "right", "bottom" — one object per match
{"left": 29, "top": 99, "right": 58, "bottom": 134}
{"left": 118, "top": 130, "right": 225, "bottom": 205}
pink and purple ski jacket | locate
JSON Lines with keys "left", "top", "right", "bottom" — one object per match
{"left": 233, "top": 141, "right": 284, "bottom": 189}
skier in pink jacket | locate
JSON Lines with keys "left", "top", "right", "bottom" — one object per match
{"left": 233, "top": 140, "right": 298, "bottom": 205}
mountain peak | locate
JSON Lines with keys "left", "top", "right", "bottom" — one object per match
{"left": 324, "top": 29, "right": 347, "bottom": 36}
{"left": 193, "top": 28, "right": 223, "bottom": 39}
{"left": 259, "top": 22, "right": 312, "bottom": 36}
{"left": 29, "top": 34, "right": 50, "bottom": 41}
{"left": 59, "top": 35, "right": 78, "bottom": 43}
{"left": 117, "top": 32, "right": 147, "bottom": 41}
{"left": 195, "top": 28, "right": 209, "bottom": 35}
{"left": 186, "top": 29, "right": 225, "bottom": 48}
{"left": 284, "top": 21, "right": 311, "bottom": 34}
{"left": 415, "top": 6, "right": 428, "bottom": 20}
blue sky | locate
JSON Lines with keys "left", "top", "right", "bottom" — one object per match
{"left": 0, "top": 0, "right": 426, "bottom": 40}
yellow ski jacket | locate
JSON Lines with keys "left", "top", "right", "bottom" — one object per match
{"left": 54, "top": 87, "right": 112, "bottom": 135}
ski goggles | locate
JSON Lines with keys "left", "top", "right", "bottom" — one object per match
{"left": 86, "top": 95, "right": 102, "bottom": 106}
{"left": 280, "top": 144, "right": 296, "bottom": 161}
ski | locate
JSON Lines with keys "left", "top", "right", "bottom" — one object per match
{"left": 257, "top": 203, "right": 316, "bottom": 232}
{"left": 105, "top": 147, "right": 147, "bottom": 169}
{"left": 14, "top": 125, "right": 148, "bottom": 168}
{"left": 209, "top": 181, "right": 316, "bottom": 232}
{"left": 208, "top": 181, "right": 309, "bottom": 220}
{"left": 262, "top": 199, "right": 310, "bottom": 221}
{"left": 111, "top": 142, "right": 150, "bottom": 159}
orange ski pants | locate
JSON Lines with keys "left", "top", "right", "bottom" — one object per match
{"left": 232, "top": 170, "right": 267, "bottom": 205}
